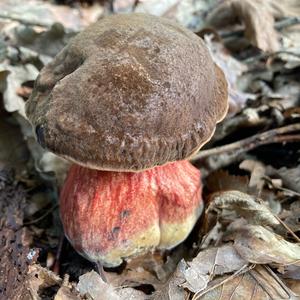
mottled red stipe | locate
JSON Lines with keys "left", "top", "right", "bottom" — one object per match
{"left": 60, "top": 160, "right": 202, "bottom": 263}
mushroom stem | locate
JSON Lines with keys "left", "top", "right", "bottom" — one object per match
{"left": 96, "top": 262, "right": 107, "bottom": 283}
{"left": 60, "top": 160, "right": 203, "bottom": 267}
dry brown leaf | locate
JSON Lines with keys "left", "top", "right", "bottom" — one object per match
{"left": 54, "top": 285, "right": 81, "bottom": 300}
{"left": 203, "top": 36, "right": 252, "bottom": 115}
{"left": 134, "top": 0, "right": 214, "bottom": 30}
{"left": 233, "top": 224, "right": 300, "bottom": 266}
{"left": 77, "top": 271, "right": 120, "bottom": 300}
{"left": 152, "top": 265, "right": 186, "bottom": 300}
{"left": 0, "top": 0, "right": 103, "bottom": 31}
{"left": 153, "top": 245, "right": 247, "bottom": 299}
{"left": 207, "top": 0, "right": 280, "bottom": 52}
{"left": 231, "top": 0, "right": 279, "bottom": 52}
{"left": 26, "top": 264, "right": 62, "bottom": 300}
{"left": 239, "top": 159, "right": 266, "bottom": 192}
{"left": 276, "top": 166, "right": 300, "bottom": 193}
{"left": 282, "top": 265, "right": 300, "bottom": 280}
{"left": 195, "top": 265, "right": 298, "bottom": 300}
{"left": 182, "top": 245, "right": 247, "bottom": 293}
{"left": 206, "top": 170, "right": 249, "bottom": 193}
{"left": 77, "top": 270, "right": 146, "bottom": 300}
{"left": 208, "top": 190, "right": 280, "bottom": 227}
{"left": 0, "top": 63, "right": 38, "bottom": 116}
{"left": 279, "top": 200, "right": 300, "bottom": 237}
{"left": 284, "top": 278, "right": 300, "bottom": 295}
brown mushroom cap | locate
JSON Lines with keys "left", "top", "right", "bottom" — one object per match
{"left": 26, "top": 13, "right": 228, "bottom": 171}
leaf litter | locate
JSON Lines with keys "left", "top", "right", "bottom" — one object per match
{"left": 0, "top": 0, "right": 300, "bottom": 299}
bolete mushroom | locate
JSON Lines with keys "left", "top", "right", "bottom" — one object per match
{"left": 26, "top": 13, "right": 228, "bottom": 267}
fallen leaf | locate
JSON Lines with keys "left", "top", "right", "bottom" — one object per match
{"left": 207, "top": 0, "right": 281, "bottom": 52}
{"left": 276, "top": 166, "right": 300, "bottom": 193}
{"left": 282, "top": 265, "right": 300, "bottom": 280}
{"left": 208, "top": 190, "right": 280, "bottom": 228}
{"left": 233, "top": 224, "right": 300, "bottom": 266}
{"left": 26, "top": 264, "right": 62, "bottom": 299}
{"left": 153, "top": 244, "right": 247, "bottom": 299}
{"left": 229, "top": 0, "right": 279, "bottom": 52}
{"left": 0, "top": 0, "right": 103, "bottom": 31}
{"left": 239, "top": 159, "right": 266, "bottom": 193}
{"left": 55, "top": 286, "right": 81, "bottom": 300}
{"left": 0, "top": 63, "right": 38, "bottom": 116}
{"left": 77, "top": 270, "right": 146, "bottom": 300}
{"left": 197, "top": 265, "right": 298, "bottom": 300}
{"left": 135, "top": 0, "right": 217, "bottom": 30}
{"left": 206, "top": 170, "right": 249, "bottom": 193}
{"left": 203, "top": 36, "right": 252, "bottom": 114}
{"left": 77, "top": 271, "right": 120, "bottom": 300}
{"left": 284, "top": 278, "right": 300, "bottom": 295}
{"left": 182, "top": 245, "right": 247, "bottom": 293}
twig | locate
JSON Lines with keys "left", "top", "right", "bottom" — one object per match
{"left": 258, "top": 197, "right": 300, "bottom": 243}
{"left": 192, "top": 264, "right": 255, "bottom": 300}
{"left": 23, "top": 204, "right": 58, "bottom": 225}
{"left": 191, "top": 123, "right": 300, "bottom": 162}
{"left": 220, "top": 16, "right": 300, "bottom": 39}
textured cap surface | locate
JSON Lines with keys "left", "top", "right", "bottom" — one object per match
{"left": 26, "top": 13, "right": 228, "bottom": 171}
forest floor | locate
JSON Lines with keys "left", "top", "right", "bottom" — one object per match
{"left": 0, "top": 0, "right": 300, "bottom": 299}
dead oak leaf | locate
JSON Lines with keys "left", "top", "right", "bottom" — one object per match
{"left": 207, "top": 0, "right": 280, "bottom": 52}
{"left": 26, "top": 264, "right": 62, "bottom": 300}
{"left": 233, "top": 224, "right": 300, "bottom": 266}
{"left": 181, "top": 244, "right": 247, "bottom": 293}
{"left": 152, "top": 244, "right": 247, "bottom": 299}
{"left": 77, "top": 271, "right": 146, "bottom": 300}
{"left": 230, "top": 0, "right": 279, "bottom": 52}
{"left": 196, "top": 265, "right": 298, "bottom": 300}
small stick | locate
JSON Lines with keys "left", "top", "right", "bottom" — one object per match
{"left": 23, "top": 204, "right": 58, "bottom": 226}
{"left": 191, "top": 123, "right": 300, "bottom": 162}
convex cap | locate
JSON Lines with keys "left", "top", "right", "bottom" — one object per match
{"left": 26, "top": 13, "right": 228, "bottom": 171}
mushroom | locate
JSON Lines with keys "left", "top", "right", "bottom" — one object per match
{"left": 26, "top": 13, "right": 228, "bottom": 267}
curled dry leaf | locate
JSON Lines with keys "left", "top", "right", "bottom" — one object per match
{"left": 203, "top": 36, "right": 252, "bottom": 115}
{"left": 207, "top": 0, "right": 280, "bottom": 52}
{"left": 275, "top": 166, "right": 300, "bottom": 193}
{"left": 181, "top": 244, "right": 247, "bottom": 293}
{"left": 0, "top": 63, "right": 38, "bottom": 116}
{"left": 77, "top": 271, "right": 146, "bottom": 300}
{"left": 26, "top": 264, "right": 62, "bottom": 299}
{"left": 77, "top": 271, "right": 120, "bottom": 300}
{"left": 206, "top": 170, "right": 249, "bottom": 194}
{"left": 233, "top": 224, "right": 300, "bottom": 266}
{"left": 153, "top": 245, "right": 247, "bottom": 299}
{"left": 239, "top": 159, "right": 266, "bottom": 192}
{"left": 198, "top": 265, "right": 298, "bottom": 300}
{"left": 0, "top": 0, "right": 103, "bottom": 31}
{"left": 208, "top": 190, "right": 280, "bottom": 228}
{"left": 54, "top": 285, "right": 81, "bottom": 300}
{"left": 230, "top": 0, "right": 279, "bottom": 52}
{"left": 134, "top": 0, "right": 214, "bottom": 30}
